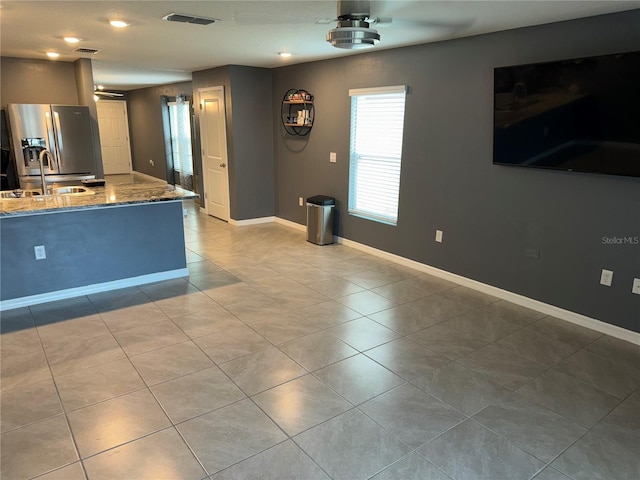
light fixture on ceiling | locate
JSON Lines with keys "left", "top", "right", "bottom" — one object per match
{"left": 109, "top": 19, "right": 129, "bottom": 28}
{"left": 63, "top": 36, "right": 80, "bottom": 43}
{"left": 327, "top": 0, "right": 380, "bottom": 49}
{"left": 279, "top": 52, "right": 292, "bottom": 58}
{"left": 46, "top": 51, "right": 60, "bottom": 58}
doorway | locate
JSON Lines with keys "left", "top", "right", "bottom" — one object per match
{"left": 198, "top": 86, "right": 230, "bottom": 221}
{"left": 96, "top": 100, "right": 132, "bottom": 175}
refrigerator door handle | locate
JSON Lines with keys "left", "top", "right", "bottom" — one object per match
{"left": 44, "top": 111, "right": 58, "bottom": 171}
{"left": 53, "top": 111, "right": 64, "bottom": 168}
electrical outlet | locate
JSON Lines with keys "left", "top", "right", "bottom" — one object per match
{"left": 330, "top": 152, "right": 337, "bottom": 163}
{"left": 298, "top": 197, "right": 304, "bottom": 207}
{"left": 632, "top": 278, "right": 640, "bottom": 295}
{"left": 435, "top": 230, "right": 443, "bottom": 243}
{"left": 34, "top": 245, "right": 46, "bottom": 260}
{"left": 600, "top": 269, "right": 613, "bottom": 287}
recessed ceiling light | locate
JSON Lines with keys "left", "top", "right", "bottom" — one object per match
{"left": 46, "top": 52, "right": 60, "bottom": 58}
{"left": 63, "top": 36, "right": 80, "bottom": 43}
{"left": 279, "top": 52, "right": 292, "bottom": 58}
{"left": 109, "top": 19, "right": 129, "bottom": 28}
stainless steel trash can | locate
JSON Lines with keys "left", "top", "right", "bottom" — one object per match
{"left": 306, "top": 195, "right": 335, "bottom": 245}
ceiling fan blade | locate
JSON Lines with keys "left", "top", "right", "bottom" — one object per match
{"left": 95, "top": 91, "right": 124, "bottom": 98}
{"left": 368, "top": 0, "right": 474, "bottom": 30}
{"left": 390, "top": 17, "right": 474, "bottom": 30}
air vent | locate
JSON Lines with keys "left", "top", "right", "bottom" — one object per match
{"left": 74, "top": 47, "right": 100, "bottom": 54}
{"left": 162, "top": 13, "right": 218, "bottom": 25}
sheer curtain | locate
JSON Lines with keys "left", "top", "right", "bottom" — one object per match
{"left": 166, "top": 95, "right": 194, "bottom": 191}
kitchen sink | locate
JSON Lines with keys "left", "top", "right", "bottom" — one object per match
{"left": 0, "top": 189, "right": 42, "bottom": 198}
{"left": 50, "top": 186, "right": 95, "bottom": 196}
{"left": 0, "top": 186, "right": 95, "bottom": 198}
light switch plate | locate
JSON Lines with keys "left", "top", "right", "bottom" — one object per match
{"left": 330, "top": 152, "right": 337, "bottom": 163}
{"left": 435, "top": 230, "right": 443, "bottom": 243}
{"left": 632, "top": 278, "right": 640, "bottom": 295}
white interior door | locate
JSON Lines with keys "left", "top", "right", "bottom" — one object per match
{"left": 96, "top": 100, "right": 132, "bottom": 175}
{"left": 198, "top": 87, "right": 230, "bottom": 221}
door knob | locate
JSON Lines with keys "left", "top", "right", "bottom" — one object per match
{"left": 219, "top": 163, "right": 226, "bottom": 168}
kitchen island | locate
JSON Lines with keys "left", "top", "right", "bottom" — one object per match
{"left": 0, "top": 182, "right": 198, "bottom": 310}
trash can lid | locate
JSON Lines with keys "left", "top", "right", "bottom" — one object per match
{"left": 307, "top": 195, "right": 335, "bottom": 206}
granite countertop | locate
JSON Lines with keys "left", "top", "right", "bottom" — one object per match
{"left": 0, "top": 182, "right": 198, "bottom": 217}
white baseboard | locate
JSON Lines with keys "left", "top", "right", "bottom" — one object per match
{"left": 335, "top": 236, "right": 639, "bottom": 344}
{"left": 230, "top": 216, "right": 276, "bottom": 227}
{"left": 275, "top": 217, "right": 306, "bottom": 232}
{"left": 0, "top": 268, "right": 189, "bottom": 311}
{"left": 269, "top": 216, "right": 638, "bottom": 344}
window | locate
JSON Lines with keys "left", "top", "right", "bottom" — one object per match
{"left": 348, "top": 85, "right": 407, "bottom": 225}
{"left": 163, "top": 95, "right": 194, "bottom": 190}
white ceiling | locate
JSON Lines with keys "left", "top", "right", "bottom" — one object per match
{"left": 1, "top": 1, "right": 638, "bottom": 90}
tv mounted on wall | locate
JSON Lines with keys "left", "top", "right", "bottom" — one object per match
{"left": 493, "top": 50, "right": 640, "bottom": 178}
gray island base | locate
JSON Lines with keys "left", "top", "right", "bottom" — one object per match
{"left": 0, "top": 183, "right": 197, "bottom": 310}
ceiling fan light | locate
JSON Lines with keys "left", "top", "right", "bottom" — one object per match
{"left": 109, "top": 19, "right": 129, "bottom": 28}
{"left": 327, "top": 26, "right": 380, "bottom": 49}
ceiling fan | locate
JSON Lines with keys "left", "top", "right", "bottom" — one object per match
{"left": 94, "top": 86, "right": 123, "bottom": 98}
{"left": 227, "top": 1, "right": 473, "bottom": 49}
{"left": 325, "top": 0, "right": 383, "bottom": 49}
{"left": 322, "top": 0, "right": 473, "bottom": 49}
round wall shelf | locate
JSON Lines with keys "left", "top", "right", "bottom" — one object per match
{"left": 281, "top": 89, "right": 314, "bottom": 136}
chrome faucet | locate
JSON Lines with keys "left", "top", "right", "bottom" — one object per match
{"left": 37, "top": 149, "right": 53, "bottom": 195}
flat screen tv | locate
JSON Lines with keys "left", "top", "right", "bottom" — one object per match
{"left": 493, "top": 50, "right": 640, "bottom": 178}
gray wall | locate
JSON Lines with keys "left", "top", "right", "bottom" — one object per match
{"left": 0, "top": 202, "right": 186, "bottom": 301}
{"left": 192, "top": 65, "right": 274, "bottom": 221}
{"left": 272, "top": 10, "right": 640, "bottom": 331}
{"left": 127, "top": 81, "right": 193, "bottom": 180}
{"left": 0, "top": 57, "right": 79, "bottom": 106}
{"left": 229, "top": 67, "right": 274, "bottom": 220}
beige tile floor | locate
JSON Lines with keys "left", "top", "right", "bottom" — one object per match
{"left": 1, "top": 200, "right": 639, "bottom": 479}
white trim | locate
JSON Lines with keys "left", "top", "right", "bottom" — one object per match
{"left": 274, "top": 217, "right": 306, "bottom": 232}
{"left": 334, "top": 236, "right": 639, "bottom": 345}
{"left": 266, "top": 216, "right": 637, "bottom": 343}
{"left": 0, "top": 268, "right": 189, "bottom": 311}
{"left": 229, "top": 216, "right": 276, "bottom": 227}
{"left": 349, "top": 85, "right": 407, "bottom": 96}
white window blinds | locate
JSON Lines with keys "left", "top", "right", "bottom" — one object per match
{"left": 348, "top": 85, "right": 407, "bottom": 225}
{"left": 168, "top": 98, "right": 193, "bottom": 176}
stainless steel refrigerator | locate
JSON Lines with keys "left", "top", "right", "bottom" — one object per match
{"left": 7, "top": 104, "right": 97, "bottom": 188}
